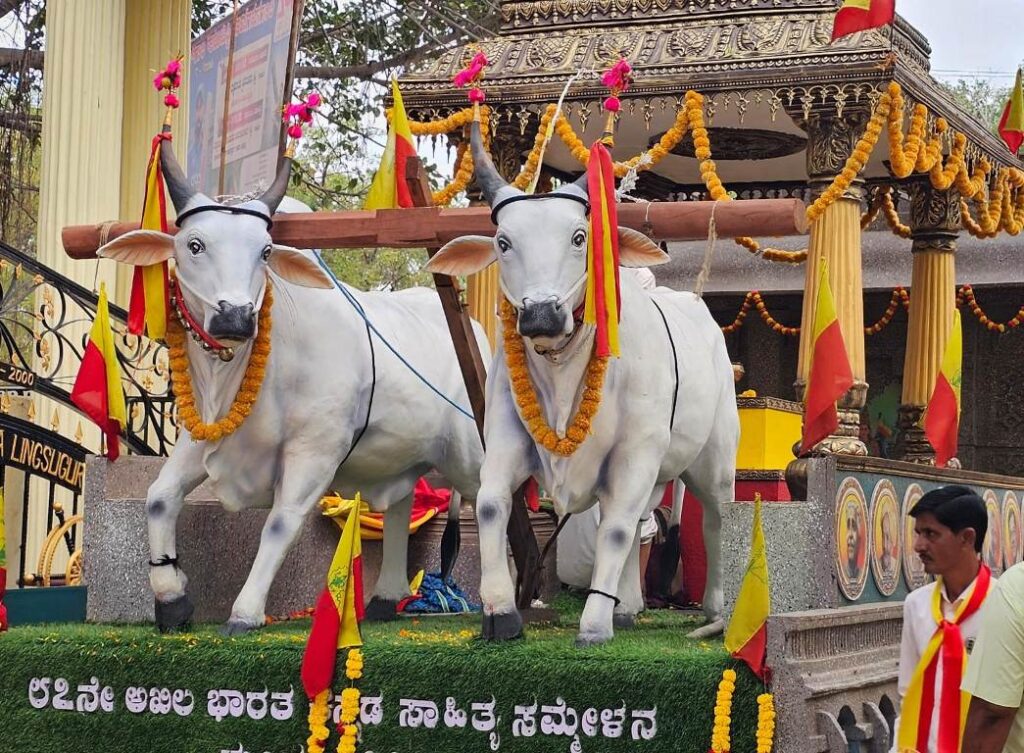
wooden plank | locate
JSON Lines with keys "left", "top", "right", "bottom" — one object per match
{"left": 62, "top": 198, "right": 808, "bottom": 260}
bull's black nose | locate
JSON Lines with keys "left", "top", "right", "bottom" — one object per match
{"left": 518, "top": 300, "right": 565, "bottom": 338}
{"left": 209, "top": 302, "right": 256, "bottom": 339}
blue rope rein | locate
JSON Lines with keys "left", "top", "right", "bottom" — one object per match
{"left": 313, "top": 252, "right": 477, "bottom": 422}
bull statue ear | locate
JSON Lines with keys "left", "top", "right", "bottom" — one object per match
{"left": 267, "top": 245, "right": 334, "bottom": 289}
{"left": 618, "top": 228, "right": 670, "bottom": 268}
{"left": 425, "top": 235, "right": 496, "bottom": 276}
{"left": 97, "top": 229, "right": 176, "bottom": 266}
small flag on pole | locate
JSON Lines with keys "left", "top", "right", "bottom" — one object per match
{"left": 301, "top": 493, "right": 366, "bottom": 702}
{"left": 724, "top": 493, "right": 770, "bottom": 680}
{"left": 924, "top": 309, "right": 963, "bottom": 468}
{"left": 363, "top": 80, "right": 417, "bottom": 210}
{"left": 800, "top": 259, "right": 855, "bottom": 454}
{"left": 71, "top": 284, "right": 128, "bottom": 460}
{"left": 831, "top": 0, "right": 896, "bottom": 41}
{"left": 998, "top": 68, "right": 1024, "bottom": 156}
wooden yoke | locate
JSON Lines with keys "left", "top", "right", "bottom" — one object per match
{"left": 405, "top": 157, "right": 542, "bottom": 608}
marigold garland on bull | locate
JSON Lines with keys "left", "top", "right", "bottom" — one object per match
{"left": 95, "top": 60, "right": 490, "bottom": 635}
{"left": 427, "top": 57, "right": 740, "bottom": 647}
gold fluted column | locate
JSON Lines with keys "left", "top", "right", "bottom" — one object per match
{"left": 793, "top": 109, "right": 869, "bottom": 455}
{"left": 467, "top": 265, "right": 500, "bottom": 352}
{"left": 116, "top": 0, "right": 192, "bottom": 307}
{"left": 896, "top": 182, "right": 961, "bottom": 464}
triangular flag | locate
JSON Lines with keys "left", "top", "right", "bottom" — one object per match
{"left": 127, "top": 134, "right": 171, "bottom": 340}
{"left": 301, "top": 493, "right": 366, "bottom": 701}
{"left": 801, "top": 259, "right": 855, "bottom": 454}
{"left": 924, "top": 309, "right": 963, "bottom": 468}
{"left": 71, "top": 284, "right": 128, "bottom": 460}
{"left": 364, "top": 79, "right": 416, "bottom": 209}
{"left": 998, "top": 68, "right": 1024, "bottom": 156}
{"left": 724, "top": 493, "right": 770, "bottom": 680}
{"left": 831, "top": 0, "right": 896, "bottom": 41}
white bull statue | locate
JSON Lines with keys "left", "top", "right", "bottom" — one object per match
{"left": 97, "top": 135, "right": 488, "bottom": 634}
{"left": 427, "top": 124, "right": 739, "bottom": 646}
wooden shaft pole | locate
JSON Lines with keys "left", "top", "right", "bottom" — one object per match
{"left": 62, "top": 198, "right": 808, "bottom": 260}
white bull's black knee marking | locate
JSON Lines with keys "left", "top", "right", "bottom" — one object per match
{"left": 478, "top": 502, "right": 500, "bottom": 524}
{"left": 146, "top": 498, "right": 167, "bottom": 517}
{"left": 267, "top": 515, "right": 286, "bottom": 537}
{"left": 607, "top": 526, "right": 630, "bottom": 549}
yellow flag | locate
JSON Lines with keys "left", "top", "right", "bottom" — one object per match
{"left": 327, "top": 493, "right": 365, "bottom": 648}
{"left": 724, "top": 493, "right": 770, "bottom": 678}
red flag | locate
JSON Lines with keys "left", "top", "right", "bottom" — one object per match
{"left": 801, "top": 260, "right": 854, "bottom": 454}
{"left": 831, "top": 0, "right": 896, "bottom": 41}
{"left": 71, "top": 285, "right": 128, "bottom": 460}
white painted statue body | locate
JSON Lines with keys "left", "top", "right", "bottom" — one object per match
{"left": 428, "top": 124, "right": 738, "bottom": 646}
{"left": 98, "top": 145, "right": 487, "bottom": 633}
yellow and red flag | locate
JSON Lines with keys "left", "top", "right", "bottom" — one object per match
{"left": 831, "top": 0, "right": 896, "bottom": 41}
{"left": 71, "top": 284, "right": 128, "bottom": 460}
{"left": 999, "top": 68, "right": 1024, "bottom": 156}
{"left": 363, "top": 79, "right": 417, "bottom": 210}
{"left": 127, "top": 134, "right": 171, "bottom": 340}
{"left": 584, "top": 141, "right": 622, "bottom": 358}
{"left": 925, "top": 309, "right": 963, "bottom": 468}
{"left": 801, "top": 259, "right": 854, "bottom": 453}
{"left": 301, "top": 493, "right": 366, "bottom": 700}
{"left": 724, "top": 493, "right": 770, "bottom": 680}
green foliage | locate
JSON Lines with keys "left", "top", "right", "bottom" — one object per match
{"left": 0, "top": 610, "right": 759, "bottom": 753}
{"left": 941, "top": 78, "right": 1012, "bottom": 137}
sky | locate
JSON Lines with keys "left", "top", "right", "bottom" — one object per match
{"left": 896, "top": 1, "right": 1023, "bottom": 83}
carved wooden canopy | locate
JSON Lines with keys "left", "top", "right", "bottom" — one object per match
{"left": 399, "top": 0, "right": 1019, "bottom": 189}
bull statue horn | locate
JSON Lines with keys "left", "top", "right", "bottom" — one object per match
{"left": 258, "top": 156, "right": 293, "bottom": 215}
{"left": 551, "top": 170, "right": 590, "bottom": 202}
{"left": 159, "top": 124, "right": 197, "bottom": 213}
{"left": 470, "top": 121, "right": 519, "bottom": 207}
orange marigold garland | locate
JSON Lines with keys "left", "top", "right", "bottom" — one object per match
{"left": 959, "top": 284, "right": 1024, "bottom": 333}
{"left": 500, "top": 299, "right": 606, "bottom": 456}
{"left": 865, "top": 287, "right": 909, "bottom": 335}
{"left": 167, "top": 279, "right": 272, "bottom": 441}
{"left": 710, "top": 668, "right": 736, "bottom": 753}
{"left": 307, "top": 689, "right": 331, "bottom": 753}
{"left": 336, "top": 648, "right": 363, "bottom": 753}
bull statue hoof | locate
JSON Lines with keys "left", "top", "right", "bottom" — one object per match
{"left": 220, "top": 618, "right": 263, "bottom": 636}
{"left": 612, "top": 613, "right": 636, "bottom": 629}
{"left": 154, "top": 594, "right": 194, "bottom": 634}
{"left": 686, "top": 618, "right": 725, "bottom": 639}
{"left": 365, "top": 597, "right": 400, "bottom": 622}
{"left": 481, "top": 610, "right": 523, "bottom": 641}
{"left": 574, "top": 630, "right": 612, "bottom": 649}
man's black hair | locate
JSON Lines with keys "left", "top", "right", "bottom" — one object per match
{"left": 910, "top": 485, "right": 988, "bottom": 553}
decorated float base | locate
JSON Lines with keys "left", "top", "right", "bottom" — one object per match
{"left": 0, "top": 597, "right": 758, "bottom": 753}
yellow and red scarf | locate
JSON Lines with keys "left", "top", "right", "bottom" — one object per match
{"left": 898, "top": 564, "right": 992, "bottom": 753}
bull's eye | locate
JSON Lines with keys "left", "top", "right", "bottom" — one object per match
{"left": 497, "top": 236, "right": 512, "bottom": 255}
{"left": 571, "top": 230, "right": 587, "bottom": 248}
{"left": 187, "top": 238, "right": 205, "bottom": 257}
{"left": 261, "top": 245, "right": 272, "bottom": 262}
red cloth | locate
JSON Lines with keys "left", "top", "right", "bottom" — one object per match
{"left": 413, "top": 477, "right": 451, "bottom": 518}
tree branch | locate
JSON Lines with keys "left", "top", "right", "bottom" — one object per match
{"left": 294, "top": 30, "right": 464, "bottom": 81}
{"left": 0, "top": 0, "right": 26, "bottom": 20}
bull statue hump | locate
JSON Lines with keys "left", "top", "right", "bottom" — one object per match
{"left": 97, "top": 138, "right": 489, "bottom": 634}
{"left": 426, "top": 122, "right": 739, "bottom": 646}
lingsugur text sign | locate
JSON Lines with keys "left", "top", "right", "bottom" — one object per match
{"left": 0, "top": 426, "right": 84, "bottom": 490}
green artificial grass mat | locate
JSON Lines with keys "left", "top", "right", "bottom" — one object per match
{"left": 0, "top": 596, "right": 761, "bottom": 753}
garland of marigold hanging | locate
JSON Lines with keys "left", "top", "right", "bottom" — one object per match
{"left": 336, "top": 648, "right": 363, "bottom": 753}
{"left": 710, "top": 668, "right": 736, "bottom": 753}
{"left": 756, "top": 692, "right": 776, "bottom": 753}
{"left": 500, "top": 299, "right": 606, "bottom": 456}
{"left": 959, "top": 285, "right": 1024, "bottom": 333}
{"left": 167, "top": 280, "right": 272, "bottom": 442}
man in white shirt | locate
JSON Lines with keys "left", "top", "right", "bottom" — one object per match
{"left": 962, "top": 561, "right": 1024, "bottom": 753}
{"left": 893, "top": 485, "right": 992, "bottom": 753}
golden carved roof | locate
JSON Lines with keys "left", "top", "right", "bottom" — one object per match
{"left": 400, "top": 0, "right": 1019, "bottom": 178}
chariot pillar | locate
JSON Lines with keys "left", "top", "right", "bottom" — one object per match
{"left": 895, "top": 181, "right": 961, "bottom": 464}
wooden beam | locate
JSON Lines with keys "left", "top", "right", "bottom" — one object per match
{"left": 61, "top": 198, "right": 808, "bottom": 260}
